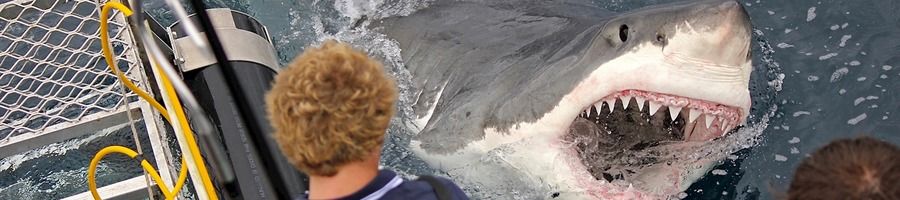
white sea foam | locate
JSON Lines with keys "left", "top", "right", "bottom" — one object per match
{"left": 774, "top": 154, "right": 787, "bottom": 161}
{"left": 806, "top": 7, "right": 817, "bottom": 21}
{"left": 847, "top": 113, "right": 867, "bottom": 125}
{"left": 0, "top": 123, "right": 127, "bottom": 172}
{"left": 839, "top": 35, "right": 852, "bottom": 47}
{"left": 854, "top": 96, "right": 879, "bottom": 106}
{"left": 793, "top": 111, "right": 811, "bottom": 117}
{"left": 711, "top": 169, "right": 727, "bottom": 175}
{"left": 831, "top": 67, "right": 849, "bottom": 82}
{"left": 776, "top": 43, "right": 794, "bottom": 48}
{"left": 854, "top": 97, "right": 866, "bottom": 106}
{"left": 807, "top": 75, "right": 819, "bottom": 81}
{"left": 335, "top": 0, "right": 431, "bottom": 20}
{"left": 818, "top": 52, "right": 838, "bottom": 60}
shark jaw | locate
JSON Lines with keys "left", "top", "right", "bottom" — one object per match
{"left": 409, "top": 20, "right": 752, "bottom": 199}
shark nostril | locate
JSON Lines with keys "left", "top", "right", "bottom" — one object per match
{"left": 746, "top": 47, "right": 752, "bottom": 61}
{"left": 719, "top": 1, "right": 740, "bottom": 11}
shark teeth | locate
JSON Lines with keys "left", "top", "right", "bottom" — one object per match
{"left": 620, "top": 96, "right": 631, "bottom": 109}
{"left": 720, "top": 119, "right": 729, "bottom": 131}
{"left": 578, "top": 90, "right": 745, "bottom": 140}
{"left": 634, "top": 96, "right": 646, "bottom": 111}
{"left": 705, "top": 115, "right": 716, "bottom": 128}
{"left": 605, "top": 99, "right": 616, "bottom": 111}
{"left": 688, "top": 109, "right": 701, "bottom": 123}
{"left": 668, "top": 106, "right": 682, "bottom": 121}
{"left": 648, "top": 101, "right": 662, "bottom": 116}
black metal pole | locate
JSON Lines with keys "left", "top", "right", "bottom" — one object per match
{"left": 185, "top": 1, "right": 306, "bottom": 199}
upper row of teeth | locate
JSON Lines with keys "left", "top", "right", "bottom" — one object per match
{"left": 581, "top": 96, "right": 738, "bottom": 131}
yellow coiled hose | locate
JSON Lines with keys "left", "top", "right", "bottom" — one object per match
{"left": 87, "top": 146, "right": 188, "bottom": 199}
{"left": 88, "top": 2, "right": 218, "bottom": 200}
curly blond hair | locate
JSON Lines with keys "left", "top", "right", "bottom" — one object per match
{"left": 266, "top": 40, "right": 397, "bottom": 176}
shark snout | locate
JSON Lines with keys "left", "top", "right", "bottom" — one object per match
{"left": 663, "top": 0, "right": 752, "bottom": 70}
{"left": 712, "top": 0, "right": 752, "bottom": 62}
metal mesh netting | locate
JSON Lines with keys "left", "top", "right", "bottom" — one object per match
{"left": 0, "top": 0, "right": 144, "bottom": 140}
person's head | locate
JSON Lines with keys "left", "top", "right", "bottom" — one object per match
{"left": 788, "top": 136, "right": 900, "bottom": 200}
{"left": 267, "top": 40, "right": 397, "bottom": 177}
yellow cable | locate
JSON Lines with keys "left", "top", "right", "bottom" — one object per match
{"left": 98, "top": 2, "right": 170, "bottom": 122}
{"left": 88, "top": 146, "right": 137, "bottom": 199}
{"left": 89, "top": 1, "right": 218, "bottom": 200}
{"left": 154, "top": 56, "right": 221, "bottom": 200}
{"left": 87, "top": 146, "right": 188, "bottom": 199}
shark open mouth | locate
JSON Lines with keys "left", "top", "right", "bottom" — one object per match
{"left": 564, "top": 89, "right": 743, "bottom": 186}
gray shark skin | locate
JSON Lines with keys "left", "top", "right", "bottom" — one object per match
{"left": 376, "top": 0, "right": 753, "bottom": 199}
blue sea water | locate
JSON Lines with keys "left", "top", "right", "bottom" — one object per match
{"left": 1, "top": 0, "right": 897, "bottom": 199}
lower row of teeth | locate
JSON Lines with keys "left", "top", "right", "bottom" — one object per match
{"left": 580, "top": 96, "right": 738, "bottom": 131}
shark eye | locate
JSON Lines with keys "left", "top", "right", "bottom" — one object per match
{"left": 656, "top": 33, "right": 667, "bottom": 45}
{"left": 618, "top": 24, "right": 629, "bottom": 42}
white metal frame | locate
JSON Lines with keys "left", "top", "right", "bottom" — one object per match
{"left": 0, "top": 0, "right": 182, "bottom": 199}
{"left": 61, "top": 176, "right": 157, "bottom": 200}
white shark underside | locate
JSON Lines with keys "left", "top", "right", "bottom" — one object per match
{"left": 376, "top": 0, "right": 753, "bottom": 199}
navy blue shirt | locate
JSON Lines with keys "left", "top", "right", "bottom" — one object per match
{"left": 299, "top": 170, "right": 469, "bottom": 200}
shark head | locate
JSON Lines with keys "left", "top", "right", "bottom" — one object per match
{"left": 381, "top": 0, "right": 753, "bottom": 199}
{"left": 547, "top": 0, "right": 754, "bottom": 198}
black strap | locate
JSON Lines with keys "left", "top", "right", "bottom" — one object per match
{"left": 417, "top": 175, "right": 453, "bottom": 200}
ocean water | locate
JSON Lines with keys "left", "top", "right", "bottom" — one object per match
{"left": 1, "top": 0, "right": 897, "bottom": 199}
{"left": 0, "top": 121, "right": 160, "bottom": 199}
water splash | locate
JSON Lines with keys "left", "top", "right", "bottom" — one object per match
{"left": 0, "top": 121, "right": 150, "bottom": 199}
{"left": 0, "top": 123, "right": 127, "bottom": 172}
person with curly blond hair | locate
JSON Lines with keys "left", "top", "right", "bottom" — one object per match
{"left": 267, "top": 40, "right": 467, "bottom": 200}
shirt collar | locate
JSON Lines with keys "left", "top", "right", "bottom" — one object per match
{"left": 338, "top": 169, "right": 397, "bottom": 200}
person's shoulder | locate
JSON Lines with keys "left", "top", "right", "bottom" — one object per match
{"left": 419, "top": 175, "right": 469, "bottom": 200}
{"left": 380, "top": 175, "right": 469, "bottom": 200}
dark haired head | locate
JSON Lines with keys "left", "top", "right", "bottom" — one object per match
{"left": 788, "top": 136, "right": 900, "bottom": 200}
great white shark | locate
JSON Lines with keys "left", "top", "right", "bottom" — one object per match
{"left": 373, "top": 0, "right": 753, "bottom": 198}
